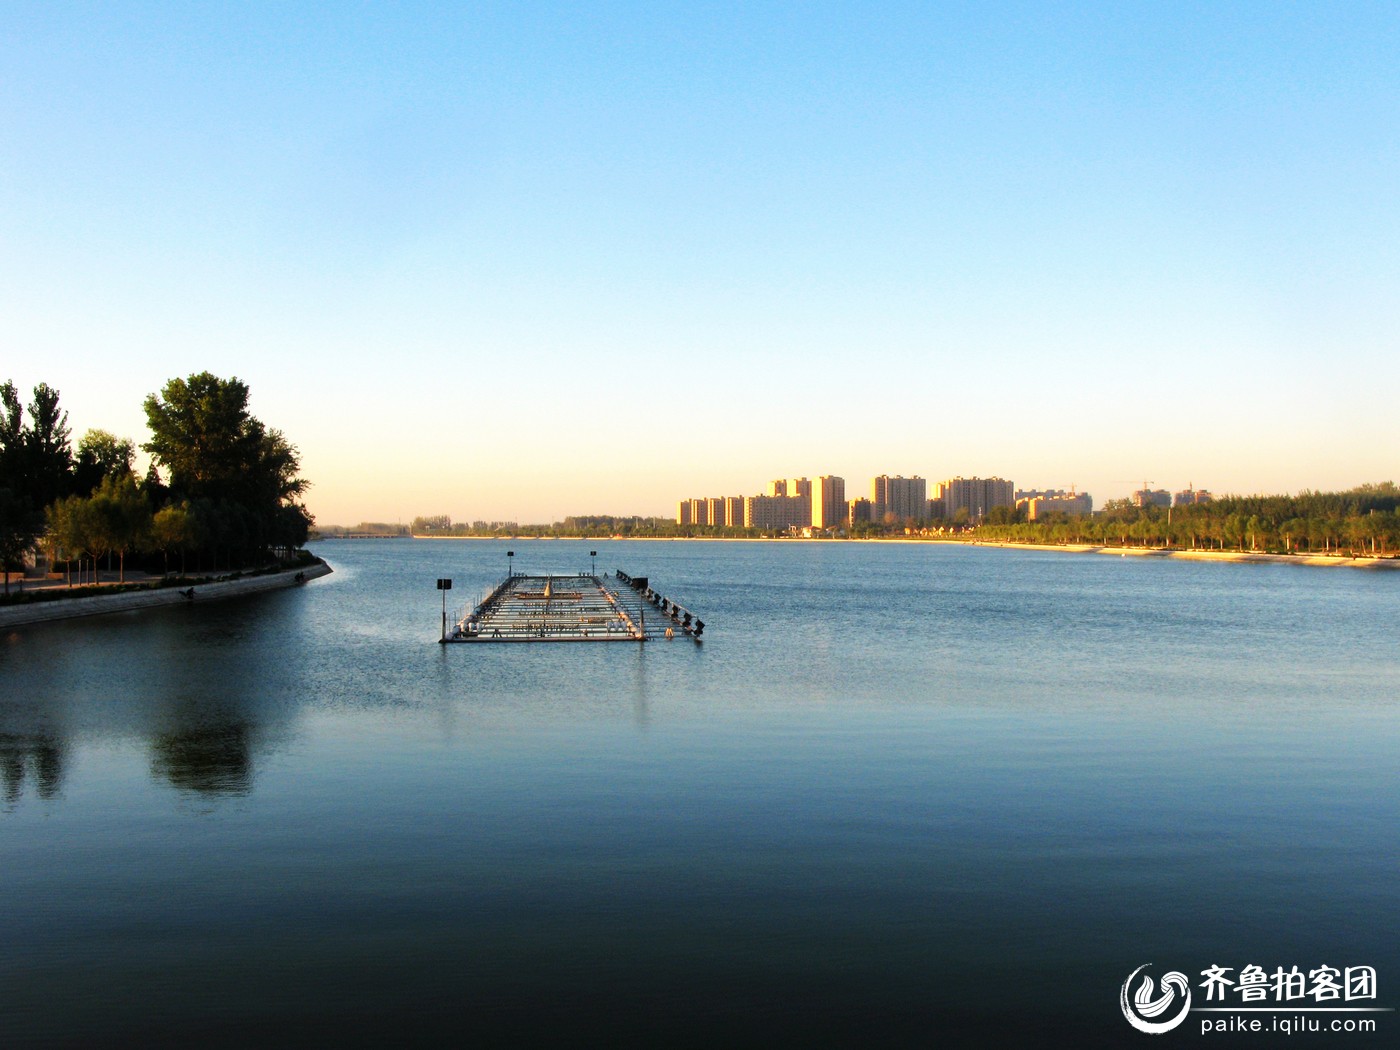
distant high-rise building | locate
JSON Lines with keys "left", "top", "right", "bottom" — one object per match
{"left": 935, "top": 477, "right": 1014, "bottom": 522}
{"left": 1016, "top": 487, "right": 1092, "bottom": 519}
{"left": 1024, "top": 493, "right": 1093, "bottom": 520}
{"left": 678, "top": 494, "right": 748, "bottom": 527}
{"left": 1131, "top": 488, "right": 1172, "bottom": 508}
{"left": 812, "top": 476, "right": 846, "bottom": 528}
{"left": 724, "top": 496, "right": 746, "bottom": 527}
{"left": 1173, "top": 486, "right": 1213, "bottom": 507}
{"left": 751, "top": 478, "right": 814, "bottom": 528}
{"left": 848, "top": 498, "right": 873, "bottom": 525}
{"left": 872, "top": 475, "right": 928, "bottom": 522}
{"left": 745, "top": 494, "right": 810, "bottom": 531}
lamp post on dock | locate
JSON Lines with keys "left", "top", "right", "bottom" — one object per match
{"left": 507, "top": 551, "right": 514, "bottom": 578}
{"left": 436, "top": 578, "right": 452, "bottom": 642}
{"left": 590, "top": 551, "right": 597, "bottom": 577}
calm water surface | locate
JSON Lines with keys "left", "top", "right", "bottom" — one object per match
{"left": 3, "top": 540, "right": 1397, "bottom": 1046}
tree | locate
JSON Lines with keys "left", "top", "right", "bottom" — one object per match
{"left": 0, "top": 382, "right": 23, "bottom": 487}
{"left": 984, "top": 505, "right": 1019, "bottom": 526}
{"left": 47, "top": 494, "right": 101, "bottom": 586}
{"left": 2, "top": 380, "right": 74, "bottom": 506}
{"left": 89, "top": 473, "right": 152, "bottom": 583}
{"left": 1246, "top": 515, "right": 1262, "bottom": 551}
{"left": 1280, "top": 517, "right": 1308, "bottom": 553}
{"left": 151, "top": 502, "right": 194, "bottom": 575}
{"left": 1224, "top": 513, "right": 1247, "bottom": 551}
{"left": 143, "top": 373, "right": 311, "bottom": 566}
{"left": 24, "top": 383, "right": 73, "bottom": 510}
{"left": 0, "top": 380, "right": 75, "bottom": 590}
{"left": 0, "top": 487, "right": 41, "bottom": 596}
{"left": 73, "top": 429, "right": 136, "bottom": 495}
{"left": 143, "top": 373, "right": 265, "bottom": 500}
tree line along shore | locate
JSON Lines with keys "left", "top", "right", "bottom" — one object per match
{"left": 971, "top": 484, "right": 1400, "bottom": 556}
{"left": 1, "top": 373, "right": 314, "bottom": 603}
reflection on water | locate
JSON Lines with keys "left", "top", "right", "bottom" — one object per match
{"left": 1, "top": 732, "right": 64, "bottom": 804}
{"left": 1, "top": 588, "right": 313, "bottom": 805}
{"left": 150, "top": 722, "right": 254, "bottom": 795}
{"left": 1, "top": 540, "right": 1397, "bottom": 1046}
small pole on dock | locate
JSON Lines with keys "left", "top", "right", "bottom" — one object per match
{"left": 590, "top": 550, "right": 597, "bottom": 577}
{"left": 437, "top": 578, "right": 452, "bottom": 641}
{"left": 507, "top": 550, "right": 514, "bottom": 578}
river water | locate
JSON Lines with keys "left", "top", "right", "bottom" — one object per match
{"left": 3, "top": 539, "right": 1397, "bottom": 1046}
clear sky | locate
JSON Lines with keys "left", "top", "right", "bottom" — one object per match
{"left": 3, "top": 2, "right": 1397, "bottom": 524}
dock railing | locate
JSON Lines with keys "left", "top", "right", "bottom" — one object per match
{"left": 443, "top": 568, "right": 704, "bottom": 644}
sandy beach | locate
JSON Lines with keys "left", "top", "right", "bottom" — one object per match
{"left": 958, "top": 539, "right": 1400, "bottom": 568}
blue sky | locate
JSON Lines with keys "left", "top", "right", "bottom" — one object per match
{"left": 3, "top": 2, "right": 1397, "bottom": 523}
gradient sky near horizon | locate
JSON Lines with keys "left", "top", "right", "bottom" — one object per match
{"left": 3, "top": 2, "right": 1397, "bottom": 524}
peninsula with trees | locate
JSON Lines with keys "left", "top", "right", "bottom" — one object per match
{"left": 0, "top": 372, "right": 316, "bottom": 604}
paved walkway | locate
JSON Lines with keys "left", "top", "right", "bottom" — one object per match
{"left": 0, "top": 560, "right": 333, "bottom": 629}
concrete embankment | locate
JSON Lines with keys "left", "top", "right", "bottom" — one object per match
{"left": 0, "top": 560, "right": 333, "bottom": 630}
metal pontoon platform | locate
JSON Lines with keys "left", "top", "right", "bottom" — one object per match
{"left": 441, "top": 571, "right": 704, "bottom": 644}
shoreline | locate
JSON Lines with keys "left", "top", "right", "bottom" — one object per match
{"left": 0, "top": 559, "right": 334, "bottom": 630}
{"left": 386, "top": 533, "right": 1400, "bottom": 568}
{"left": 959, "top": 539, "right": 1400, "bottom": 568}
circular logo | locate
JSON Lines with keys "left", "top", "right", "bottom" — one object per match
{"left": 1121, "top": 963, "right": 1192, "bottom": 1034}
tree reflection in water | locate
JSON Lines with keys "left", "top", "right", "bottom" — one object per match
{"left": 0, "top": 733, "right": 64, "bottom": 805}
{"left": 150, "top": 722, "right": 254, "bottom": 796}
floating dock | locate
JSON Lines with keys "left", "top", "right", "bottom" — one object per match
{"left": 441, "top": 570, "right": 704, "bottom": 644}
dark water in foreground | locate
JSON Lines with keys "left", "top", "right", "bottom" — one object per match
{"left": 3, "top": 540, "right": 1397, "bottom": 1047}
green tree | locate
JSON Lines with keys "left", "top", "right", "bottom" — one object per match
{"left": 143, "top": 373, "right": 265, "bottom": 499}
{"left": 24, "top": 383, "right": 73, "bottom": 510}
{"left": 1246, "top": 514, "right": 1263, "bottom": 551}
{"left": 0, "top": 487, "right": 41, "bottom": 596}
{"left": 0, "top": 382, "right": 23, "bottom": 486}
{"left": 1280, "top": 517, "right": 1308, "bottom": 553}
{"left": 152, "top": 502, "right": 195, "bottom": 575}
{"left": 73, "top": 429, "right": 136, "bottom": 495}
{"left": 984, "top": 505, "right": 1019, "bottom": 526}
{"left": 1, "top": 380, "right": 75, "bottom": 590}
{"left": 47, "top": 494, "right": 101, "bottom": 586}
{"left": 89, "top": 473, "right": 152, "bottom": 583}
{"left": 143, "top": 373, "right": 311, "bottom": 566}
{"left": 250, "top": 429, "right": 310, "bottom": 525}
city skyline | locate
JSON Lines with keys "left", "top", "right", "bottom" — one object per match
{"left": 681, "top": 473, "right": 1028, "bottom": 529}
{"left": 4, "top": 4, "right": 1397, "bottom": 525}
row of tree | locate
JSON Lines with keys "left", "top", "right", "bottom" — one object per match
{"left": 973, "top": 484, "right": 1400, "bottom": 555}
{"left": 408, "top": 515, "right": 701, "bottom": 538}
{"left": 0, "top": 373, "right": 313, "bottom": 594}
